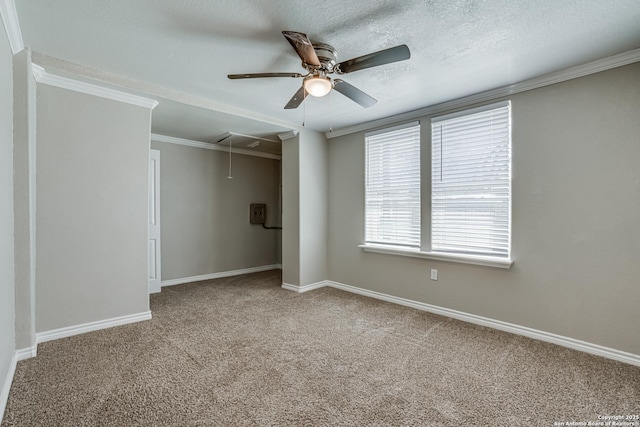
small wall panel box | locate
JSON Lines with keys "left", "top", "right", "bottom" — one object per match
{"left": 250, "top": 204, "right": 266, "bottom": 224}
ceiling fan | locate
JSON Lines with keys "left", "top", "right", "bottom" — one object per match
{"left": 228, "top": 31, "right": 410, "bottom": 109}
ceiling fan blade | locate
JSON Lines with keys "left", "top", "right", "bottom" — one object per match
{"left": 333, "top": 79, "right": 377, "bottom": 108}
{"left": 284, "top": 86, "right": 308, "bottom": 109}
{"left": 282, "top": 31, "right": 321, "bottom": 67}
{"left": 228, "top": 72, "right": 303, "bottom": 79}
{"left": 336, "top": 44, "right": 410, "bottom": 74}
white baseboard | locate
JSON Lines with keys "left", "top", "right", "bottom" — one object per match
{"left": 1, "top": 346, "right": 38, "bottom": 421}
{"left": 161, "top": 264, "right": 280, "bottom": 288}
{"left": 15, "top": 346, "right": 37, "bottom": 361}
{"left": 0, "top": 353, "right": 17, "bottom": 423}
{"left": 2, "top": 314, "right": 151, "bottom": 418}
{"left": 281, "top": 281, "right": 328, "bottom": 294}
{"left": 320, "top": 280, "right": 640, "bottom": 367}
{"left": 36, "top": 311, "right": 152, "bottom": 344}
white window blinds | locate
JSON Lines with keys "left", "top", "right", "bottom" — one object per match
{"left": 365, "top": 122, "right": 421, "bottom": 249}
{"left": 431, "top": 101, "right": 511, "bottom": 258}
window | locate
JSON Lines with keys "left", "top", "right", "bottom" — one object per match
{"left": 365, "top": 122, "right": 421, "bottom": 249}
{"left": 431, "top": 101, "right": 511, "bottom": 258}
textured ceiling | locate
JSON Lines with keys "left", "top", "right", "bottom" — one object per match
{"left": 14, "top": 0, "right": 640, "bottom": 143}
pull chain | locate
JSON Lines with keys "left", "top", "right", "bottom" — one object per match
{"left": 227, "top": 136, "right": 233, "bottom": 179}
{"left": 302, "top": 87, "right": 306, "bottom": 127}
{"left": 329, "top": 88, "right": 333, "bottom": 134}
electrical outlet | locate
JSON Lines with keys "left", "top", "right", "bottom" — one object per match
{"left": 430, "top": 268, "right": 438, "bottom": 281}
{"left": 249, "top": 203, "right": 266, "bottom": 224}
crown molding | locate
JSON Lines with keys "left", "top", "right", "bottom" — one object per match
{"left": 277, "top": 130, "right": 299, "bottom": 141}
{"left": 32, "top": 64, "right": 159, "bottom": 109}
{"left": 0, "top": 0, "right": 24, "bottom": 54}
{"left": 31, "top": 63, "right": 45, "bottom": 80}
{"left": 32, "top": 51, "right": 300, "bottom": 132}
{"left": 327, "top": 47, "right": 640, "bottom": 139}
{"left": 151, "top": 133, "right": 282, "bottom": 160}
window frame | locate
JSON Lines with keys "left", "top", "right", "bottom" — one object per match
{"left": 430, "top": 101, "right": 512, "bottom": 259}
{"left": 363, "top": 121, "right": 421, "bottom": 250}
{"left": 359, "top": 101, "right": 513, "bottom": 269}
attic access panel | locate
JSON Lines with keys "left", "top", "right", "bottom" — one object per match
{"left": 213, "top": 132, "right": 282, "bottom": 155}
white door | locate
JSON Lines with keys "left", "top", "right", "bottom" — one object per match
{"left": 148, "top": 149, "right": 161, "bottom": 293}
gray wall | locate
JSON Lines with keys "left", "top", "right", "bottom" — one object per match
{"left": 36, "top": 85, "right": 151, "bottom": 332}
{"left": 0, "top": 16, "right": 15, "bottom": 406}
{"left": 298, "top": 129, "right": 328, "bottom": 286}
{"left": 282, "top": 136, "right": 300, "bottom": 285}
{"left": 150, "top": 141, "right": 280, "bottom": 281}
{"left": 327, "top": 62, "right": 640, "bottom": 355}
{"left": 281, "top": 129, "right": 328, "bottom": 287}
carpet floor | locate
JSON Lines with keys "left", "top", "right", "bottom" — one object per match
{"left": 3, "top": 270, "right": 639, "bottom": 426}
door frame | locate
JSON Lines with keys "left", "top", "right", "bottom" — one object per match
{"left": 148, "top": 149, "right": 161, "bottom": 293}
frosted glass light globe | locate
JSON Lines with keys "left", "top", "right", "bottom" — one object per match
{"left": 304, "top": 76, "right": 332, "bottom": 97}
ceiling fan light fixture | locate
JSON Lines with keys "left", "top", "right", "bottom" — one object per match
{"left": 303, "top": 75, "right": 332, "bottom": 97}
{"left": 230, "top": 31, "right": 410, "bottom": 109}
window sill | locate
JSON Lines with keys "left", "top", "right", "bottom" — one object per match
{"left": 358, "top": 244, "right": 513, "bottom": 269}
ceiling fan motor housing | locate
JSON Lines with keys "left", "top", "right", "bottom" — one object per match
{"left": 310, "top": 42, "right": 338, "bottom": 73}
